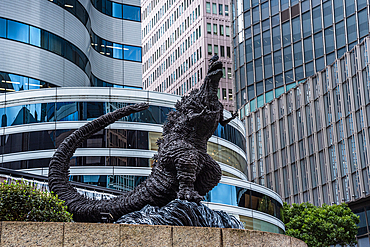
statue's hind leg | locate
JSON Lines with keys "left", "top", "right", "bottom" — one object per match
{"left": 174, "top": 147, "right": 204, "bottom": 203}
{"left": 194, "top": 154, "right": 222, "bottom": 196}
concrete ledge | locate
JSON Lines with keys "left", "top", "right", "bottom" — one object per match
{"left": 0, "top": 221, "right": 307, "bottom": 247}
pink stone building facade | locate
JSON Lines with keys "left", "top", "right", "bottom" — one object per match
{"left": 141, "top": 0, "right": 235, "bottom": 111}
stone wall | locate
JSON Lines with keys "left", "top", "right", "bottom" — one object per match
{"left": 0, "top": 221, "right": 307, "bottom": 246}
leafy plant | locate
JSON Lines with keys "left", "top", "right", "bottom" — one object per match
{"left": 282, "top": 202, "right": 359, "bottom": 247}
{"left": 0, "top": 181, "right": 72, "bottom": 222}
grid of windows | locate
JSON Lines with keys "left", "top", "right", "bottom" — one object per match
{"left": 233, "top": 0, "right": 370, "bottom": 111}
{"left": 245, "top": 38, "right": 370, "bottom": 206}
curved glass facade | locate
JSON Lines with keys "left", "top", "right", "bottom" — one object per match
{"left": 91, "top": 0, "right": 141, "bottom": 22}
{"left": 0, "top": 71, "right": 57, "bottom": 92}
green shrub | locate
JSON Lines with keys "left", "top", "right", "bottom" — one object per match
{"left": 0, "top": 181, "right": 73, "bottom": 222}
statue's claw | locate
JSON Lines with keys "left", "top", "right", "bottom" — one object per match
{"left": 177, "top": 189, "right": 204, "bottom": 203}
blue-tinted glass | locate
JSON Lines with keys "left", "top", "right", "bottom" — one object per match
{"left": 0, "top": 18, "right": 5, "bottom": 38}
{"left": 250, "top": 98, "right": 256, "bottom": 112}
{"left": 305, "top": 61, "right": 314, "bottom": 77}
{"left": 301, "top": 0, "right": 310, "bottom": 12}
{"left": 312, "top": 6, "right": 322, "bottom": 33}
{"left": 261, "top": 2, "right": 269, "bottom": 19}
{"left": 29, "top": 26, "right": 41, "bottom": 47}
{"left": 7, "top": 20, "right": 29, "bottom": 43}
{"left": 275, "top": 74, "right": 284, "bottom": 87}
{"left": 281, "top": 0, "right": 289, "bottom": 10}
{"left": 302, "top": 12, "right": 311, "bottom": 37}
{"left": 124, "top": 45, "right": 141, "bottom": 62}
{"left": 262, "top": 19, "right": 270, "bottom": 31}
{"left": 323, "top": 1, "right": 332, "bottom": 28}
{"left": 334, "top": 0, "right": 344, "bottom": 22}
{"left": 239, "top": 43, "right": 245, "bottom": 65}
{"left": 358, "top": 10, "right": 368, "bottom": 38}
{"left": 112, "top": 2, "right": 123, "bottom": 18}
{"left": 28, "top": 78, "right": 42, "bottom": 90}
{"left": 49, "top": 33, "right": 64, "bottom": 56}
{"left": 247, "top": 62, "right": 254, "bottom": 85}
{"left": 272, "top": 26, "right": 281, "bottom": 51}
{"left": 256, "top": 81, "right": 263, "bottom": 95}
{"left": 244, "top": 11, "right": 251, "bottom": 28}
{"left": 295, "top": 66, "right": 304, "bottom": 80}
{"left": 346, "top": 15, "right": 357, "bottom": 43}
{"left": 243, "top": 0, "right": 250, "bottom": 11}
{"left": 254, "top": 34, "right": 261, "bottom": 58}
{"left": 345, "top": 0, "right": 355, "bottom": 16}
{"left": 252, "top": 6, "right": 259, "bottom": 24}
{"left": 9, "top": 74, "right": 28, "bottom": 91}
{"left": 293, "top": 42, "right": 303, "bottom": 66}
{"left": 113, "top": 43, "right": 123, "bottom": 59}
{"left": 358, "top": 0, "right": 367, "bottom": 9}
{"left": 265, "top": 77, "right": 273, "bottom": 91}
{"left": 324, "top": 27, "right": 334, "bottom": 53}
{"left": 284, "top": 46, "right": 292, "bottom": 70}
{"left": 312, "top": 0, "right": 320, "bottom": 7}
{"left": 282, "top": 22, "right": 291, "bottom": 47}
{"left": 275, "top": 86, "right": 284, "bottom": 97}
{"left": 304, "top": 37, "right": 313, "bottom": 61}
{"left": 248, "top": 85, "right": 255, "bottom": 100}
{"left": 285, "top": 70, "right": 294, "bottom": 83}
{"left": 316, "top": 57, "right": 325, "bottom": 72}
{"left": 265, "top": 90, "right": 274, "bottom": 102}
{"left": 271, "top": 0, "right": 279, "bottom": 15}
{"left": 263, "top": 31, "right": 271, "bottom": 55}
{"left": 252, "top": 0, "right": 258, "bottom": 7}
{"left": 286, "top": 82, "right": 296, "bottom": 91}
{"left": 122, "top": 5, "right": 141, "bottom": 22}
{"left": 271, "top": 14, "right": 279, "bottom": 26}
{"left": 41, "top": 30, "right": 49, "bottom": 50}
{"left": 274, "top": 50, "right": 282, "bottom": 74}
{"left": 245, "top": 27, "right": 251, "bottom": 39}
{"left": 255, "top": 58, "right": 262, "bottom": 81}
{"left": 336, "top": 21, "right": 345, "bottom": 48}
{"left": 245, "top": 38, "right": 253, "bottom": 62}
{"left": 257, "top": 95, "right": 264, "bottom": 107}
{"left": 253, "top": 24, "right": 260, "bottom": 34}
{"left": 337, "top": 47, "right": 346, "bottom": 58}
{"left": 240, "top": 65, "right": 246, "bottom": 89}
{"left": 348, "top": 41, "right": 357, "bottom": 51}
{"left": 292, "top": 17, "right": 300, "bottom": 42}
{"left": 326, "top": 52, "right": 335, "bottom": 65}
{"left": 314, "top": 32, "right": 323, "bottom": 57}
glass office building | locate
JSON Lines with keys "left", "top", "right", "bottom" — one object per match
{"left": 232, "top": 0, "right": 369, "bottom": 115}
{"left": 244, "top": 38, "right": 370, "bottom": 241}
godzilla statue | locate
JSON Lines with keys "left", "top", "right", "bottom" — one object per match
{"left": 48, "top": 56, "right": 237, "bottom": 223}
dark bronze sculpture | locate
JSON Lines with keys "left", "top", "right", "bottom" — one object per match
{"left": 48, "top": 56, "right": 238, "bottom": 223}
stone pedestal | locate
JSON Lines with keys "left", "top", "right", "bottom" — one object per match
{"left": 0, "top": 221, "right": 307, "bottom": 247}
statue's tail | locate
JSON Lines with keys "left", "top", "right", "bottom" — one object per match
{"left": 48, "top": 103, "right": 177, "bottom": 222}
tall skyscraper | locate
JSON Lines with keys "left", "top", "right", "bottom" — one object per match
{"left": 141, "top": 0, "right": 235, "bottom": 111}
{"left": 232, "top": 0, "right": 369, "bottom": 117}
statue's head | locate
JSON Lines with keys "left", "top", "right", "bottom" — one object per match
{"left": 205, "top": 55, "right": 223, "bottom": 91}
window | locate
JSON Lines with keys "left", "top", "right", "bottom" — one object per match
{"left": 214, "top": 45, "right": 218, "bottom": 55}
{"left": 220, "top": 45, "right": 225, "bottom": 57}
{"left": 207, "top": 23, "right": 211, "bottom": 33}
{"left": 227, "top": 68, "right": 232, "bottom": 79}
{"left": 208, "top": 44, "right": 212, "bottom": 55}
{"left": 222, "top": 88, "right": 227, "bottom": 100}
{"left": 227, "top": 46, "right": 231, "bottom": 58}
{"left": 206, "top": 2, "right": 211, "bottom": 13}
{"left": 226, "top": 26, "right": 230, "bottom": 36}
{"left": 219, "top": 4, "right": 223, "bottom": 15}
{"left": 213, "top": 24, "right": 217, "bottom": 34}
{"left": 222, "top": 67, "right": 226, "bottom": 78}
{"left": 229, "top": 89, "right": 233, "bottom": 100}
{"left": 220, "top": 25, "right": 224, "bottom": 36}
{"left": 225, "top": 5, "right": 229, "bottom": 16}
{"left": 212, "top": 3, "right": 217, "bottom": 14}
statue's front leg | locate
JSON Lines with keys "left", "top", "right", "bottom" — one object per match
{"left": 174, "top": 149, "right": 203, "bottom": 203}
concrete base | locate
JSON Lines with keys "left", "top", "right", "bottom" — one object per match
{"left": 0, "top": 221, "right": 307, "bottom": 246}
